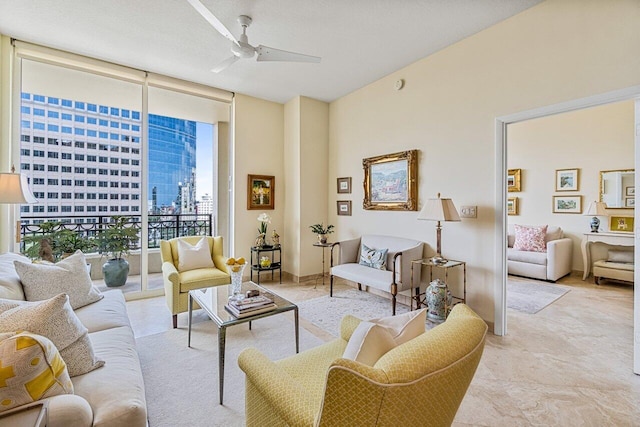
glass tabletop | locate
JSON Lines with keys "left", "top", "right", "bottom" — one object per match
{"left": 189, "top": 281, "right": 297, "bottom": 327}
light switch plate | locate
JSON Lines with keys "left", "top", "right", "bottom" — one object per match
{"left": 460, "top": 205, "right": 477, "bottom": 218}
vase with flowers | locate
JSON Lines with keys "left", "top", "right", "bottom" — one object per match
{"left": 256, "top": 213, "right": 272, "bottom": 248}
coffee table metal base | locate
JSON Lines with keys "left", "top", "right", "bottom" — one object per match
{"left": 187, "top": 283, "right": 299, "bottom": 405}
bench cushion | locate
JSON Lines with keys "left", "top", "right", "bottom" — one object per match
{"left": 331, "top": 263, "right": 394, "bottom": 291}
{"left": 593, "top": 260, "right": 634, "bottom": 272}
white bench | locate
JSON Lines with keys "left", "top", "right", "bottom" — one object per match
{"left": 330, "top": 235, "right": 424, "bottom": 315}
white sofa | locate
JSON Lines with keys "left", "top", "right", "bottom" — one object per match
{"left": 507, "top": 225, "right": 573, "bottom": 282}
{"left": 330, "top": 235, "right": 424, "bottom": 315}
{"left": 0, "top": 252, "right": 147, "bottom": 427}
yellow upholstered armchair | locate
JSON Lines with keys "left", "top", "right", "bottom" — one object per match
{"left": 160, "top": 236, "right": 230, "bottom": 328}
{"left": 238, "top": 304, "right": 487, "bottom": 427}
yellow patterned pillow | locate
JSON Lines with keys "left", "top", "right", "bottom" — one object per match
{"left": 0, "top": 331, "right": 73, "bottom": 412}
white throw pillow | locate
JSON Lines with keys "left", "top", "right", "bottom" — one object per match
{"left": 0, "top": 252, "right": 29, "bottom": 300}
{"left": 343, "top": 309, "right": 427, "bottom": 366}
{"left": 0, "top": 294, "right": 105, "bottom": 377}
{"left": 607, "top": 250, "right": 634, "bottom": 264}
{"left": 177, "top": 237, "right": 215, "bottom": 271}
{"left": 14, "top": 250, "right": 103, "bottom": 310}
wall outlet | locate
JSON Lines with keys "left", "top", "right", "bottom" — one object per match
{"left": 460, "top": 205, "right": 477, "bottom": 218}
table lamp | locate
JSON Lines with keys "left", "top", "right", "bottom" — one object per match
{"left": 583, "top": 201, "right": 607, "bottom": 233}
{"left": 417, "top": 193, "right": 461, "bottom": 264}
{"left": 0, "top": 166, "right": 38, "bottom": 244}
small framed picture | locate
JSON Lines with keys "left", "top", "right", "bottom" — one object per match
{"left": 625, "top": 198, "right": 635, "bottom": 207}
{"left": 626, "top": 186, "right": 635, "bottom": 196}
{"left": 337, "top": 177, "right": 352, "bottom": 194}
{"left": 553, "top": 195, "right": 582, "bottom": 213}
{"left": 555, "top": 168, "right": 579, "bottom": 191}
{"left": 507, "top": 169, "right": 521, "bottom": 192}
{"left": 247, "top": 174, "right": 275, "bottom": 210}
{"left": 337, "top": 200, "right": 352, "bottom": 216}
{"left": 507, "top": 197, "right": 518, "bottom": 215}
{"left": 610, "top": 216, "right": 634, "bottom": 232}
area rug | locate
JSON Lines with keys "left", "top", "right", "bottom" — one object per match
{"left": 507, "top": 278, "right": 570, "bottom": 314}
{"left": 296, "top": 288, "right": 410, "bottom": 336}
{"left": 137, "top": 315, "right": 323, "bottom": 427}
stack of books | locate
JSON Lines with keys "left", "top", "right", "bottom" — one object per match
{"left": 225, "top": 295, "right": 276, "bottom": 318}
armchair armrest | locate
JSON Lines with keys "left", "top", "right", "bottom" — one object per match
{"left": 546, "top": 238, "right": 573, "bottom": 281}
{"left": 213, "top": 255, "right": 230, "bottom": 273}
{"left": 238, "top": 348, "right": 317, "bottom": 426}
{"left": 162, "top": 261, "right": 181, "bottom": 313}
{"left": 330, "top": 237, "right": 360, "bottom": 267}
{"left": 396, "top": 242, "right": 424, "bottom": 292}
{"left": 339, "top": 315, "right": 362, "bottom": 342}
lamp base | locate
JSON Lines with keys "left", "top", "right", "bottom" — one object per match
{"left": 590, "top": 216, "right": 600, "bottom": 233}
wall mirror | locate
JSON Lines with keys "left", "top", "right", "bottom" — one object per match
{"left": 600, "top": 169, "right": 635, "bottom": 209}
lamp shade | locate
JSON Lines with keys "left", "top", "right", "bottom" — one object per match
{"left": 0, "top": 172, "right": 38, "bottom": 204}
{"left": 583, "top": 201, "right": 608, "bottom": 216}
{"left": 417, "top": 194, "right": 461, "bottom": 222}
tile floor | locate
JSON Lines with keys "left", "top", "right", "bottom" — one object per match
{"left": 125, "top": 273, "right": 640, "bottom": 426}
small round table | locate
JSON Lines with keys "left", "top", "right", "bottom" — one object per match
{"left": 313, "top": 242, "right": 333, "bottom": 288}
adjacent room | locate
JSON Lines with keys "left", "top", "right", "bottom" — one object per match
{"left": 1, "top": 1, "right": 639, "bottom": 426}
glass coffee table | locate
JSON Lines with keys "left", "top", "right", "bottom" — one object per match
{"left": 188, "top": 281, "right": 299, "bottom": 405}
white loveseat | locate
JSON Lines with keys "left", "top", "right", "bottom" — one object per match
{"left": 330, "top": 235, "right": 424, "bottom": 315}
{"left": 507, "top": 225, "right": 573, "bottom": 282}
{"left": 0, "top": 252, "right": 147, "bottom": 427}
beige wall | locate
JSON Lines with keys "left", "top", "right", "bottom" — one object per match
{"left": 328, "top": 0, "right": 640, "bottom": 322}
{"left": 284, "top": 97, "right": 301, "bottom": 276}
{"left": 508, "top": 100, "right": 635, "bottom": 271}
{"left": 232, "top": 94, "right": 284, "bottom": 270}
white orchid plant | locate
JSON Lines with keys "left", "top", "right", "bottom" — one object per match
{"left": 257, "top": 212, "right": 271, "bottom": 235}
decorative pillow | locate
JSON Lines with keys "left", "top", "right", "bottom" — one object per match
{"left": 0, "top": 331, "right": 73, "bottom": 412}
{"left": 14, "top": 250, "right": 103, "bottom": 310}
{"left": 177, "top": 237, "right": 214, "bottom": 271}
{"left": 513, "top": 225, "right": 548, "bottom": 253}
{"left": 0, "top": 294, "right": 105, "bottom": 377}
{"left": 359, "top": 244, "right": 388, "bottom": 270}
{"left": 343, "top": 309, "right": 426, "bottom": 366}
{"left": 607, "top": 250, "right": 634, "bottom": 264}
{"left": 0, "top": 252, "right": 29, "bottom": 300}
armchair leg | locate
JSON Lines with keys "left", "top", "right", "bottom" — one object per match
{"left": 358, "top": 283, "right": 362, "bottom": 291}
{"left": 330, "top": 275, "right": 334, "bottom": 297}
{"left": 173, "top": 314, "right": 177, "bottom": 329}
{"left": 391, "top": 283, "right": 397, "bottom": 316}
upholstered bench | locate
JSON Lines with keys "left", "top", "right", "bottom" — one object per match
{"left": 593, "top": 249, "right": 634, "bottom": 285}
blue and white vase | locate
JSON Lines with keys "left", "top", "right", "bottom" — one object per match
{"left": 426, "top": 278, "right": 452, "bottom": 322}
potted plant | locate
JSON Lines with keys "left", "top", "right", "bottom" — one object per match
{"left": 22, "top": 222, "right": 95, "bottom": 262}
{"left": 96, "top": 216, "right": 139, "bottom": 287}
{"left": 309, "top": 223, "right": 335, "bottom": 244}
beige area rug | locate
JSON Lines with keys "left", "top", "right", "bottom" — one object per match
{"left": 296, "top": 288, "right": 410, "bottom": 336}
{"left": 507, "top": 277, "right": 571, "bottom": 314}
{"left": 137, "top": 314, "right": 323, "bottom": 427}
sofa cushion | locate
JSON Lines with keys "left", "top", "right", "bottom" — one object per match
{"left": 513, "top": 225, "right": 548, "bottom": 252}
{"left": 178, "top": 268, "right": 230, "bottom": 292}
{"left": 74, "top": 290, "right": 131, "bottom": 334}
{"left": 331, "top": 263, "right": 394, "bottom": 290}
{"left": 177, "top": 237, "right": 214, "bottom": 272}
{"left": 0, "top": 294, "right": 104, "bottom": 377}
{"left": 14, "top": 251, "right": 103, "bottom": 310}
{"left": 359, "top": 244, "right": 388, "bottom": 270}
{"left": 0, "top": 252, "right": 28, "bottom": 300}
{"left": 607, "top": 250, "right": 634, "bottom": 264}
{"left": 545, "top": 226, "right": 563, "bottom": 242}
{"left": 0, "top": 331, "right": 73, "bottom": 412}
{"left": 507, "top": 248, "right": 548, "bottom": 266}
{"left": 594, "top": 260, "right": 634, "bottom": 271}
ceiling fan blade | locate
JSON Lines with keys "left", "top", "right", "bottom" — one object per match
{"left": 211, "top": 56, "right": 240, "bottom": 73}
{"left": 256, "top": 45, "right": 321, "bottom": 63}
{"left": 187, "top": 0, "right": 239, "bottom": 45}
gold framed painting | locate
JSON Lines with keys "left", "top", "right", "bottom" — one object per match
{"left": 507, "top": 169, "right": 521, "bottom": 192}
{"left": 610, "top": 216, "right": 634, "bottom": 233}
{"left": 552, "top": 195, "right": 582, "bottom": 214}
{"left": 363, "top": 150, "right": 418, "bottom": 211}
{"left": 555, "top": 168, "right": 579, "bottom": 191}
{"left": 247, "top": 174, "right": 275, "bottom": 210}
{"left": 507, "top": 197, "right": 518, "bottom": 215}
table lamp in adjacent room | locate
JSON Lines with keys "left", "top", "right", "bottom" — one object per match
{"left": 0, "top": 166, "right": 38, "bottom": 244}
{"left": 583, "top": 201, "right": 607, "bottom": 233}
{"left": 417, "top": 193, "right": 461, "bottom": 264}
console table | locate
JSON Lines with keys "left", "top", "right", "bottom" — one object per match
{"left": 581, "top": 232, "right": 634, "bottom": 280}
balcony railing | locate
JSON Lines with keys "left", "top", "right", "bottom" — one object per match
{"left": 19, "top": 214, "right": 213, "bottom": 252}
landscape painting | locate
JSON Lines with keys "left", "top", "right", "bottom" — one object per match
{"left": 363, "top": 150, "right": 418, "bottom": 211}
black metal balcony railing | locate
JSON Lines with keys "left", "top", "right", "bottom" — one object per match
{"left": 19, "top": 214, "right": 213, "bottom": 252}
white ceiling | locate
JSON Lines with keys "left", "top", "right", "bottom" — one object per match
{"left": 0, "top": 0, "right": 542, "bottom": 104}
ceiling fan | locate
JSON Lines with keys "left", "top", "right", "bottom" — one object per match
{"left": 187, "top": 0, "right": 321, "bottom": 73}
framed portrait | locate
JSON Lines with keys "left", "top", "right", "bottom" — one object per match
{"left": 247, "top": 174, "right": 275, "bottom": 210}
{"left": 626, "top": 186, "right": 635, "bottom": 196}
{"left": 626, "top": 198, "right": 635, "bottom": 207}
{"left": 555, "top": 168, "right": 579, "bottom": 192}
{"left": 337, "top": 177, "right": 352, "bottom": 194}
{"left": 507, "top": 197, "right": 518, "bottom": 215}
{"left": 363, "top": 150, "right": 418, "bottom": 211}
{"left": 337, "top": 200, "right": 352, "bottom": 216}
{"left": 507, "top": 169, "right": 521, "bottom": 192}
{"left": 553, "top": 195, "right": 582, "bottom": 214}
{"left": 610, "top": 216, "right": 634, "bottom": 232}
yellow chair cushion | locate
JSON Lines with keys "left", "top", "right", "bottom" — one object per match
{"left": 178, "top": 268, "right": 231, "bottom": 292}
